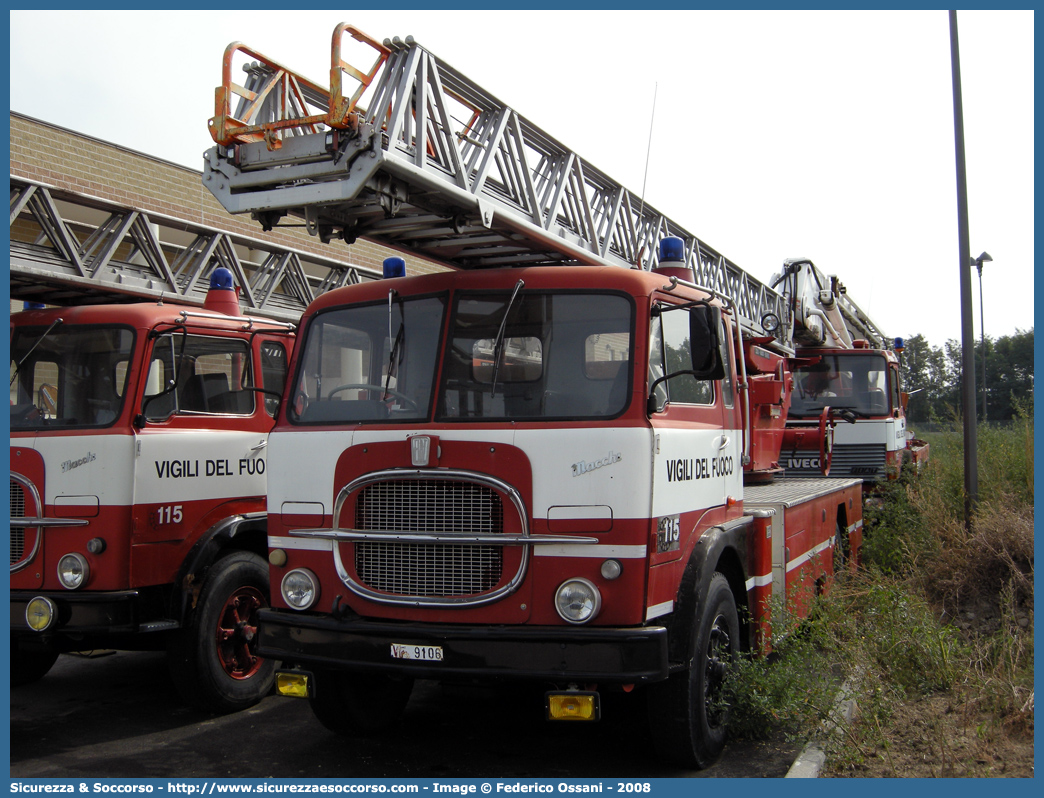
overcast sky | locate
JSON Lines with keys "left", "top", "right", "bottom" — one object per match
{"left": 9, "top": 9, "right": 1034, "bottom": 349}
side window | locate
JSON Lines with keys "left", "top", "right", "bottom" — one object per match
{"left": 890, "top": 365, "right": 902, "bottom": 416}
{"left": 660, "top": 306, "right": 714, "bottom": 405}
{"left": 719, "top": 319, "right": 734, "bottom": 408}
{"left": 261, "top": 341, "right": 288, "bottom": 417}
{"left": 27, "top": 360, "right": 59, "bottom": 418}
{"left": 648, "top": 316, "right": 668, "bottom": 410}
{"left": 144, "top": 334, "right": 254, "bottom": 419}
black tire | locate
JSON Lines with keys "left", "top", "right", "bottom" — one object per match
{"left": 11, "top": 637, "right": 59, "bottom": 687}
{"left": 647, "top": 572, "right": 739, "bottom": 769}
{"left": 168, "top": 550, "right": 276, "bottom": 713}
{"left": 308, "top": 670, "right": 414, "bottom": 736}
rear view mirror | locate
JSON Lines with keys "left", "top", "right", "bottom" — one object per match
{"left": 689, "top": 305, "right": 725, "bottom": 380}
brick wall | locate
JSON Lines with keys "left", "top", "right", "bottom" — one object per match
{"left": 9, "top": 112, "right": 444, "bottom": 278}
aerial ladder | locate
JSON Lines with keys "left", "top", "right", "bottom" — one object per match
{"left": 203, "top": 25, "right": 789, "bottom": 345}
{"left": 202, "top": 23, "right": 917, "bottom": 479}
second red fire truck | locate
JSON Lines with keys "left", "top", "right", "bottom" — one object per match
{"left": 10, "top": 271, "right": 294, "bottom": 712}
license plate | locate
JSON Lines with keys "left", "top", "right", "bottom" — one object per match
{"left": 390, "top": 643, "right": 444, "bottom": 661}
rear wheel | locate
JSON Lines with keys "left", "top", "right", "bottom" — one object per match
{"left": 648, "top": 572, "right": 739, "bottom": 769}
{"left": 168, "top": 550, "right": 276, "bottom": 713}
{"left": 11, "top": 637, "right": 59, "bottom": 687}
{"left": 308, "top": 670, "right": 414, "bottom": 736}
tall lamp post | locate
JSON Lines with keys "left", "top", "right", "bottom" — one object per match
{"left": 950, "top": 10, "right": 978, "bottom": 526}
{"left": 973, "top": 252, "right": 993, "bottom": 422}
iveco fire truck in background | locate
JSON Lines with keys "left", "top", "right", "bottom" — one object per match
{"left": 201, "top": 24, "right": 866, "bottom": 766}
{"left": 772, "top": 257, "right": 929, "bottom": 480}
{"left": 10, "top": 271, "right": 294, "bottom": 712}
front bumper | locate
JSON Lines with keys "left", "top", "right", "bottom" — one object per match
{"left": 10, "top": 590, "right": 166, "bottom": 637}
{"left": 258, "top": 608, "right": 670, "bottom": 684}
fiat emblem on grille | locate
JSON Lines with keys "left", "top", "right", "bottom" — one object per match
{"left": 409, "top": 435, "right": 439, "bottom": 467}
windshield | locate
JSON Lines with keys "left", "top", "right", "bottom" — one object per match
{"left": 437, "top": 291, "right": 633, "bottom": 420}
{"left": 10, "top": 325, "right": 135, "bottom": 429}
{"left": 289, "top": 295, "right": 446, "bottom": 424}
{"left": 790, "top": 353, "right": 891, "bottom": 418}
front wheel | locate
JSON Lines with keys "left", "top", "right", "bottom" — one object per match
{"left": 308, "top": 670, "right": 414, "bottom": 736}
{"left": 11, "top": 637, "right": 59, "bottom": 687}
{"left": 647, "top": 572, "right": 740, "bottom": 769}
{"left": 168, "top": 550, "right": 276, "bottom": 713}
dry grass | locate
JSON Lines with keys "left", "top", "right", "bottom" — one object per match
{"left": 913, "top": 491, "right": 1034, "bottom": 616}
{"left": 823, "top": 435, "right": 1035, "bottom": 778}
{"left": 723, "top": 426, "right": 1034, "bottom": 777}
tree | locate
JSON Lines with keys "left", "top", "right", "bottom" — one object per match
{"left": 899, "top": 328, "right": 1034, "bottom": 423}
{"left": 983, "top": 328, "right": 1034, "bottom": 420}
{"left": 899, "top": 334, "right": 957, "bottom": 422}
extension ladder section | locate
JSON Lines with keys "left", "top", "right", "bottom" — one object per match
{"left": 203, "top": 23, "right": 792, "bottom": 347}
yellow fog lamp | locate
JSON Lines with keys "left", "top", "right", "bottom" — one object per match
{"left": 276, "top": 670, "right": 312, "bottom": 698}
{"left": 546, "top": 690, "right": 600, "bottom": 721}
{"left": 26, "top": 596, "right": 58, "bottom": 632}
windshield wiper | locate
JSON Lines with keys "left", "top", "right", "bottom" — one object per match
{"left": 490, "top": 280, "right": 525, "bottom": 397}
{"left": 10, "top": 318, "right": 63, "bottom": 387}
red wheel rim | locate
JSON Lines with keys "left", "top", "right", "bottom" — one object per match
{"left": 214, "top": 585, "right": 267, "bottom": 680}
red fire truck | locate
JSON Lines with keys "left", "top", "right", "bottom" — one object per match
{"left": 201, "top": 24, "right": 863, "bottom": 766}
{"left": 771, "top": 259, "right": 929, "bottom": 479}
{"left": 10, "top": 270, "right": 294, "bottom": 712}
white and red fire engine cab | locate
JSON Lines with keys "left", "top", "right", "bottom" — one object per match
{"left": 10, "top": 269, "right": 294, "bottom": 712}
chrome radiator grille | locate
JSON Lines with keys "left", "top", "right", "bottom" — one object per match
{"left": 783, "top": 443, "right": 888, "bottom": 479}
{"left": 355, "top": 541, "right": 503, "bottom": 596}
{"left": 10, "top": 479, "right": 26, "bottom": 564}
{"left": 353, "top": 479, "right": 505, "bottom": 597}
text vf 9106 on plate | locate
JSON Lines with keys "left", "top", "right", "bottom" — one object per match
{"left": 390, "top": 643, "right": 444, "bottom": 661}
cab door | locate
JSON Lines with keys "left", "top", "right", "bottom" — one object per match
{"left": 130, "top": 331, "right": 275, "bottom": 583}
{"left": 648, "top": 299, "right": 734, "bottom": 563}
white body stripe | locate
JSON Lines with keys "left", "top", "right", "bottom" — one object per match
{"left": 645, "top": 600, "right": 674, "bottom": 621}
{"left": 786, "top": 538, "right": 835, "bottom": 573}
{"left": 746, "top": 572, "right": 773, "bottom": 591}
{"left": 832, "top": 416, "right": 907, "bottom": 453}
{"left": 14, "top": 435, "right": 135, "bottom": 505}
{"left": 134, "top": 430, "right": 268, "bottom": 504}
{"left": 533, "top": 544, "right": 646, "bottom": 559}
{"left": 651, "top": 427, "right": 745, "bottom": 517}
{"left": 268, "top": 427, "right": 661, "bottom": 520}
{"left": 12, "top": 431, "right": 268, "bottom": 507}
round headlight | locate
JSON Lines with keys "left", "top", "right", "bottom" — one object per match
{"left": 554, "top": 578, "right": 602, "bottom": 624}
{"left": 281, "top": 568, "right": 319, "bottom": 611}
{"left": 57, "top": 553, "right": 90, "bottom": 590}
{"left": 26, "top": 596, "right": 58, "bottom": 632}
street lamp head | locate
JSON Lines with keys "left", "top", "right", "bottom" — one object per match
{"left": 972, "top": 251, "right": 993, "bottom": 275}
